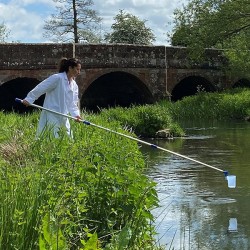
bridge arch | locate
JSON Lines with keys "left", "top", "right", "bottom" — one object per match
{"left": 171, "top": 75, "right": 216, "bottom": 101}
{"left": 80, "top": 71, "right": 154, "bottom": 111}
{"left": 0, "top": 77, "right": 44, "bottom": 113}
{"left": 233, "top": 78, "right": 250, "bottom": 88}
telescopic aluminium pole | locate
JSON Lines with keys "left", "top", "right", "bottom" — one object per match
{"left": 15, "top": 98, "right": 236, "bottom": 188}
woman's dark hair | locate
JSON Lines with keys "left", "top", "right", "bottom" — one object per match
{"left": 58, "top": 58, "right": 81, "bottom": 73}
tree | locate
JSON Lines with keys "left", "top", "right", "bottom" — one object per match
{"left": 43, "top": 0, "right": 102, "bottom": 43}
{"left": 105, "top": 10, "right": 155, "bottom": 45}
{"left": 0, "top": 22, "right": 10, "bottom": 42}
{"left": 169, "top": 0, "right": 250, "bottom": 76}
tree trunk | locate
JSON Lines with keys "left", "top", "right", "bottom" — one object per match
{"left": 73, "top": 0, "right": 78, "bottom": 43}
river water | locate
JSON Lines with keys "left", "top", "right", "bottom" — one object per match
{"left": 141, "top": 120, "right": 250, "bottom": 250}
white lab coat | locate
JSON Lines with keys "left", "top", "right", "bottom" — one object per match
{"left": 25, "top": 72, "right": 80, "bottom": 137}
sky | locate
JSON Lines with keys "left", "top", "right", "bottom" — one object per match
{"left": 0, "top": 0, "right": 188, "bottom": 45}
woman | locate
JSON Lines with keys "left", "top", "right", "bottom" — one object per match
{"left": 23, "top": 58, "right": 82, "bottom": 137}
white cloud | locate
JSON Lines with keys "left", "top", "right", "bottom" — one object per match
{"left": 93, "top": 0, "right": 187, "bottom": 45}
{"left": 0, "top": 0, "right": 187, "bottom": 44}
{"left": 8, "top": 0, "right": 55, "bottom": 6}
{"left": 0, "top": 0, "right": 56, "bottom": 42}
{"left": 0, "top": 3, "right": 44, "bottom": 42}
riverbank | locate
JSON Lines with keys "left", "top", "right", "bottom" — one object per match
{"left": 169, "top": 88, "right": 250, "bottom": 122}
{"left": 0, "top": 88, "right": 249, "bottom": 249}
{"left": 97, "top": 88, "right": 250, "bottom": 138}
{"left": 0, "top": 112, "right": 163, "bottom": 250}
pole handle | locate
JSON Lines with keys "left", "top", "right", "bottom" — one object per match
{"left": 14, "top": 98, "right": 235, "bottom": 188}
{"left": 15, "top": 98, "right": 23, "bottom": 103}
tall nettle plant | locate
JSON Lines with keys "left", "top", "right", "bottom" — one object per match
{"left": 0, "top": 112, "right": 161, "bottom": 249}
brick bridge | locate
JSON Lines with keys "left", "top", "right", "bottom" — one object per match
{"left": 0, "top": 43, "right": 249, "bottom": 112}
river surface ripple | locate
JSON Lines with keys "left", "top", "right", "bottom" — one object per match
{"left": 142, "top": 121, "right": 250, "bottom": 250}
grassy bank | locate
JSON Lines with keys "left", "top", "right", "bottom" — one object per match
{"left": 0, "top": 112, "right": 163, "bottom": 250}
{"left": 98, "top": 104, "right": 185, "bottom": 138}
{"left": 1, "top": 88, "right": 249, "bottom": 249}
{"left": 96, "top": 89, "right": 250, "bottom": 139}
{"left": 169, "top": 88, "right": 250, "bottom": 121}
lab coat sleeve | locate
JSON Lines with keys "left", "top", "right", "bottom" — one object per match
{"left": 24, "top": 74, "right": 58, "bottom": 104}
{"left": 69, "top": 83, "right": 80, "bottom": 117}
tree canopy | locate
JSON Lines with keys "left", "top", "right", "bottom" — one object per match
{"left": 105, "top": 10, "right": 155, "bottom": 45}
{"left": 0, "top": 22, "right": 10, "bottom": 42}
{"left": 43, "top": 0, "right": 102, "bottom": 43}
{"left": 169, "top": 0, "right": 250, "bottom": 76}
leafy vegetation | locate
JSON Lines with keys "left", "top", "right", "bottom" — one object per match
{"left": 0, "top": 112, "right": 162, "bottom": 249}
{"left": 169, "top": 88, "right": 250, "bottom": 121}
{"left": 43, "top": 0, "right": 102, "bottom": 43}
{"left": 98, "top": 104, "right": 184, "bottom": 138}
{"left": 97, "top": 89, "right": 250, "bottom": 136}
{"left": 105, "top": 9, "right": 156, "bottom": 45}
{"left": 169, "top": 0, "right": 250, "bottom": 76}
{"left": 1, "top": 89, "right": 249, "bottom": 249}
{"left": 0, "top": 22, "right": 10, "bottom": 42}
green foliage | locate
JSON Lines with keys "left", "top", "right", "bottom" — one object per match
{"left": 105, "top": 224, "right": 132, "bottom": 249}
{"left": 80, "top": 232, "right": 101, "bottom": 250}
{"left": 39, "top": 213, "right": 67, "bottom": 250}
{"left": 105, "top": 9, "right": 155, "bottom": 45}
{"left": 43, "top": 0, "right": 102, "bottom": 43}
{"left": 0, "top": 22, "right": 10, "bottom": 42}
{"left": 1, "top": 90, "right": 247, "bottom": 249}
{"left": 78, "top": 28, "right": 103, "bottom": 44}
{"left": 0, "top": 111, "right": 161, "bottom": 249}
{"left": 98, "top": 103, "right": 185, "bottom": 137}
{"left": 223, "top": 33, "right": 250, "bottom": 76}
{"left": 80, "top": 233, "right": 101, "bottom": 250}
{"left": 170, "top": 88, "right": 250, "bottom": 121}
{"left": 170, "top": 0, "right": 250, "bottom": 76}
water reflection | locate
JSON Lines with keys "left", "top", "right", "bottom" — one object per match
{"left": 142, "top": 121, "right": 250, "bottom": 249}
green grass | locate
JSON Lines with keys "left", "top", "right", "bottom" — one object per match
{"left": 169, "top": 88, "right": 250, "bottom": 121}
{"left": 0, "top": 111, "right": 163, "bottom": 250}
{"left": 96, "top": 89, "right": 250, "bottom": 138}
{"left": 1, "top": 88, "right": 248, "bottom": 249}
{"left": 98, "top": 104, "right": 185, "bottom": 138}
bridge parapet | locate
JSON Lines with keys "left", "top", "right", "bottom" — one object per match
{"left": 0, "top": 43, "right": 73, "bottom": 70}
{"left": 1, "top": 43, "right": 243, "bottom": 111}
{"left": 0, "top": 43, "right": 227, "bottom": 70}
{"left": 76, "top": 44, "right": 166, "bottom": 68}
{"left": 165, "top": 46, "right": 227, "bottom": 69}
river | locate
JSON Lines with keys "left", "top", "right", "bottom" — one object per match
{"left": 141, "top": 120, "right": 250, "bottom": 250}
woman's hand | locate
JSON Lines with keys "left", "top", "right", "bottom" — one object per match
{"left": 22, "top": 100, "right": 31, "bottom": 106}
{"left": 75, "top": 115, "right": 82, "bottom": 122}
